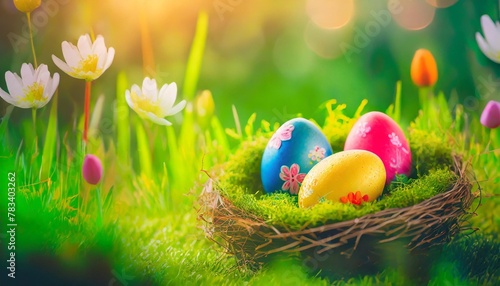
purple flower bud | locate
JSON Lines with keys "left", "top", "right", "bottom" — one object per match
{"left": 82, "top": 154, "right": 103, "bottom": 185}
{"left": 480, "top": 100, "right": 500, "bottom": 129}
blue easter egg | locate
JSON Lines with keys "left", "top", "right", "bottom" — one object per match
{"left": 261, "top": 118, "right": 333, "bottom": 194}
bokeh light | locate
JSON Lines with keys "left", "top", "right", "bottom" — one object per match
{"left": 306, "top": 0, "right": 355, "bottom": 30}
{"left": 426, "top": 0, "right": 459, "bottom": 8}
{"left": 304, "top": 20, "right": 351, "bottom": 59}
{"left": 391, "top": 0, "right": 436, "bottom": 31}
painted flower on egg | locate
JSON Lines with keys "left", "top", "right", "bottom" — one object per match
{"left": 279, "top": 164, "right": 306, "bottom": 195}
{"left": 308, "top": 146, "right": 326, "bottom": 162}
{"left": 269, "top": 123, "right": 294, "bottom": 149}
{"left": 356, "top": 122, "right": 371, "bottom": 138}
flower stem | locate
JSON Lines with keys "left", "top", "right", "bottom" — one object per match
{"left": 96, "top": 185, "right": 103, "bottom": 227}
{"left": 83, "top": 81, "right": 92, "bottom": 143}
{"left": 418, "top": 87, "right": 434, "bottom": 128}
{"left": 32, "top": 108, "right": 36, "bottom": 134}
{"left": 27, "top": 12, "right": 38, "bottom": 68}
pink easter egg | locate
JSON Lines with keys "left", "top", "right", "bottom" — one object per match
{"left": 344, "top": 112, "right": 412, "bottom": 184}
{"left": 82, "top": 154, "right": 103, "bottom": 185}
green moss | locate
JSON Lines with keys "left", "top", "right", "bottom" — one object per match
{"left": 409, "top": 128, "right": 453, "bottom": 176}
{"left": 219, "top": 136, "right": 269, "bottom": 195}
{"left": 430, "top": 233, "right": 500, "bottom": 284}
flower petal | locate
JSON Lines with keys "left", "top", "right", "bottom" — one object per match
{"left": 163, "top": 100, "right": 186, "bottom": 117}
{"left": 145, "top": 112, "right": 172, "bottom": 126}
{"left": 125, "top": 90, "right": 134, "bottom": 109}
{"left": 91, "top": 35, "right": 106, "bottom": 55}
{"left": 282, "top": 181, "right": 291, "bottom": 191}
{"left": 103, "top": 47, "right": 115, "bottom": 71}
{"left": 475, "top": 33, "right": 500, "bottom": 63}
{"left": 77, "top": 34, "right": 93, "bottom": 58}
{"left": 279, "top": 165, "right": 290, "bottom": 180}
{"left": 296, "top": 173, "right": 306, "bottom": 183}
{"left": 43, "top": 72, "right": 58, "bottom": 102}
{"left": 289, "top": 181, "right": 299, "bottom": 194}
{"left": 62, "top": 41, "right": 82, "bottom": 69}
{"left": 20, "top": 63, "right": 35, "bottom": 87}
{"left": 131, "top": 84, "right": 142, "bottom": 98}
{"left": 0, "top": 88, "right": 16, "bottom": 106}
{"left": 35, "top": 64, "right": 49, "bottom": 81}
{"left": 5, "top": 71, "right": 24, "bottom": 100}
{"left": 13, "top": 100, "right": 33, "bottom": 108}
{"left": 96, "top": 48, "right": 108, "bottom": 71}
{"left": 52, "top": 55, "right": 74, "bottom": 76}
{"left": 142, "top": 77, "right": 158, "bottom": 101}
{"left": 159, "top": 82, "right": 177, "bottom": 110}
{"left": 290, "top": 164, "right": 299, "bottom": 176}
{"left": 49, "top": 73, "right": 60, "bottom": 96}
{"left": 481, "top": 15, "right": 500, "bottom": 52}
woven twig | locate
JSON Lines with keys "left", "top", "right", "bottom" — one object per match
{"left": 197, "top": 156, "right": 475, "bottom": 271}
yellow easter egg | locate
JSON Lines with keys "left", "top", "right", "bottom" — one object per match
{"left": 298, "top": 150, "right": 386, "bottom": 208}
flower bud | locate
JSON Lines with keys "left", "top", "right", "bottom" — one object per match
{"left": 411, "top": 49, "right": 438, "bottom": 87}
{"left": 480, "top": 100, "right": 500, "bottom": 129}
{"left": 13, "top": 0, "right": 41, "bottom": 13}
{"left": 82, "top": 154, "right": 103, "bottom": 185}
{"left": 195, "top": 90, "right": 215, "bottom": 126}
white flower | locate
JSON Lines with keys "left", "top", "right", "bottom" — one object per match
{"left": 126, "top": 78, "right": 187, "bottom": 126}
{"left": 476, "top": 15, "right": 500, "bottom": 64}
{"left": 52, "top": 34, "right": 115, "bottom": 81}
{"left": 0, "top": 63, "right": 59, "bottom": 109}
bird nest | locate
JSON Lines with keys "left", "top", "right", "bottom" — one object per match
{"left": 197, "top": 123, "right": 476, "bottom": 274}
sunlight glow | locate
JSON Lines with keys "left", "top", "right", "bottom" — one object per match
{"left": 306, "top": 0, "right": 354, "bottom": 30}
{"left": 391, "top": 0, "right": 435, "bottom": 31}
{"left": 426, "top": 0, "right": 459, "bottom": 8}
{"left": 304, "top": 21, "right": 350, "bottom": 59}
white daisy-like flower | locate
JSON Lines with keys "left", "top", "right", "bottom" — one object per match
{"left": 0, "top": 63, "right": 59, "bottom": 109}
{"left": 52, "top": 34, "right": 115, "bottom": 81}
{"left": 126, "top": 78, "right": 187, "bottom": 126}
{"left": 476, "top": 15, "right": 500, "bottom": 64}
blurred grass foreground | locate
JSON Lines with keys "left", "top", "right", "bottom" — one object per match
{"left": 0, "top": 1, "right": 499, "bottom": 285}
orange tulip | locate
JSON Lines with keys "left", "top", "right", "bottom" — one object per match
{"left": 411, "top": 49, "right": 438, "bottom": 87}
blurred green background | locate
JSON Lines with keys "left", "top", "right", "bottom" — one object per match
{"left": 0, "top": 0, "right": 499, "bottom": 129}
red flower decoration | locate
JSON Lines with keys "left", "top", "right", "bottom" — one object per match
{"left": 340, "top": 191, "right": 369, "bottom": 205}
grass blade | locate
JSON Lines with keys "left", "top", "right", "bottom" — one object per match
{"left": 182, "top": 10, "right": 209, "bottom": 100}
{"left": 40, "top": 92, "right": 58, "bottom": 180}
{"left": 135, "top": 120, "right": 153, "bottom": 178}
{"left": 116, "top": 72, "right": 131, "bottom": 170}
